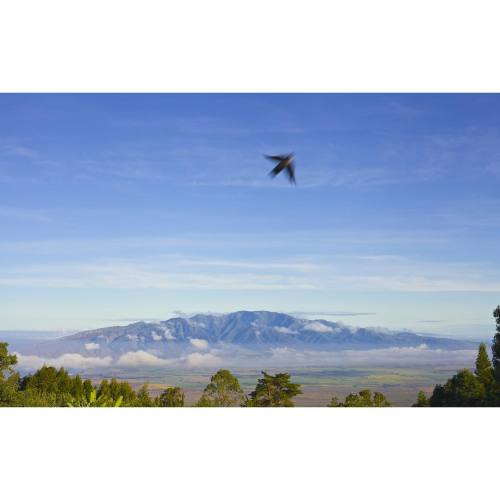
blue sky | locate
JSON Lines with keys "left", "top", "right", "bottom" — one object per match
{"left": 1, "top": 94, "right": 499, "bottom": 338}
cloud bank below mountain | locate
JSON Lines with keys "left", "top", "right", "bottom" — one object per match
{"left": 14, "top": 344, "right": 477, "bottom": 373}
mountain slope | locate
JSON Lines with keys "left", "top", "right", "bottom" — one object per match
{"left": 29, "top": 311, "right": 475, "bottom": 359}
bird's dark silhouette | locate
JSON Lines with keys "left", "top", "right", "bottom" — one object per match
{"left": 264, "top": 153, "right": 296, "bottom": 184}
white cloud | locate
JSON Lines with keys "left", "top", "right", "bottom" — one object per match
{"left": 116, "top": 350, "right": 173, "bottom": 367}
{"left": 159, "top": 326, "right": 175, "bottom": 340}
{"left": 189, "top": 338, "right": 209, "bottom": 350}
{"left": 15, "top": 352, "right": 112, "bottom": 370}
{"left": 126, "top": 334, "right": 139, "bottom": 341}
{"left": 268, "top": 346, "right": 477, "bottom": 368}
{"left": 304, "top": 322, "right": 334, "bottom": 333}
{"left": 185, "top": 352, "right": 223, "bottom": 368}
{"left": 84, "top": 342, "right": 100, "bottom": 351}
{"left": 274, "top": 326, "right": 298, "bottom": 335}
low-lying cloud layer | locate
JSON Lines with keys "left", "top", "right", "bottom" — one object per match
{"left": 15, "top": 352, "right": 113, "bottom": 371}
{"left": 116, "top": 350, "right": 174, "bottom": 368}
{"left": 14, "top": 343, "right": 478, "bottom": 373}
{"left": 267, "top": 345, "right": 477, "bottom": 368}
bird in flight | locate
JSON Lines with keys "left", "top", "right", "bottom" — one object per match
{"left": 264, "top": 153, "right": 296, "bottom": 184}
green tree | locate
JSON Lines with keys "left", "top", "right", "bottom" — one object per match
{"left": 136, "top": 384, "right": 156, "bottom": 407}
{"left": 0, "top": 343, "right": 20, "bottom": 406}
{"left": 97, "top": 379, "right": 111, "bottom": 400}
{"left": 328, "top": 389, "right": 391, "bottom": 407}
{"left": 109, "top": 378, "right": 121, "bottom": 401}
{"left": 20, "top": 366, "right": 74, "bottom": 405}
{"left": 21, "top": 366, "right": 58, "bottom": 393}
{"left": 107, "top": 378, "right": 136, "bottom": 406}
{"left": 246, "top": 371, "right": 302, "bottom": 407}
{"left": 19, "top": 389, "right": 60, "bottom": 407}
{"left": 72, "top": 374, "right": 84, "bottom": 400}
{"left": 0, "top": 342, "right": 18, "bottom": 380}
{"left": 0, "top": 373, "right": 21, "bottom": 406}
{"left": 120, "top": 381, "right": 137, "bottom": 405}
{"left": 413, "top": 390, "right": 430, "bottom": 407}
{"left": 372, "top": 391, "right": 391, "bottom": 407}
{"left": 159, "top": 387, "right": 185, "bottom": 407}
{"left": 83, "top": 379, "right": 94, "bottom": 399}
{"left": 430, "top": 369, "right": 485, "bottom": 407}
{"left": 56, "top": 367, "right": 72, "bottom": 394}
{"left": 475, "top": 342, "right": 495, "bottom": 389}
{"left": 196, "top": 369, "right": 244, "bottom": 407}
{"left": 492, "top": 306, "right": 500, "bottom": 382}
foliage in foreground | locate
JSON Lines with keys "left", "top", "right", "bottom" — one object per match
{"left": 68, "top": 389, "right": 123, "bottom": 407}
{"left": 414, "top": 307, "right": 500, "bottom": 407}
{"left": 196, "top": 369, "right": 245, "bottom": 407}
{"left": 244, "top": 371, "right": 302, "bottom": 407}
{"left": 159, "top": 386, "right": 185, "bottom": 407}
{"left": 328, "top": 389, "right": 391, "bottom": 407}
{"left": 0, "top": 346, "right": 185, "bottom": 407}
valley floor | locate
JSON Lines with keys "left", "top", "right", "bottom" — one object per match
{"left": 90, "top": 365, "right": 465, "bottom": 407}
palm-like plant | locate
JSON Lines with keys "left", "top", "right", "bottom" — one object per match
{"left": 67, "top": 389, "right": 123, "bottom": 407}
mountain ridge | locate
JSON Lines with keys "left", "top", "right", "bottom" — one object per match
{"left": 30, "top": 310, "right": 475, "bottom": 359}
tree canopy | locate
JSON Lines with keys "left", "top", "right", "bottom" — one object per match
{"left": 492, "top": 306, "right": 500, "bottom": 382}
{"left": 245, "top": 371, "right": 302, "bottom": 407}
{"left": 475, "top": 342, "right": 494, "bottom": 389}
{"left": 429, "top": 369, "right": 485, "bottom": 407}
{"left": 421, "top": 308, "right": 500, "bottom": 407}
{"left": 159, "top": 387, "right": 185, "bottom": 407}
{"left": 196, "top": 369, "right": 244, "bottom": 407}
{"left": 0, "top": 342, "right": 18, "bottom": 380}
{"left": 412, "top": 391, "right": 430, "bottom": 407}
{"left": 328, "top": 389, "right": 391, "bottom": 407}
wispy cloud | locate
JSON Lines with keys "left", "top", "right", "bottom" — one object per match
{"left": 290, "top": 311, "right": 376, "bottom": 317}
{"left": 343, "top": 275, "right": 500, "bottom": 292}
{"left": 0, "top": 258, "right": 318, "bottom": 290}
{"left": 1, "top": 248, "right": 500, "bottom": 293}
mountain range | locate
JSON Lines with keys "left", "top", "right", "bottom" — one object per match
{"left": 24, "top": 311, "right": 475, "bottom": 361}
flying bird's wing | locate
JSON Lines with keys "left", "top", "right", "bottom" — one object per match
{"left": 265, "top": 154, "right": 287, "bottom": 162}
{"left": 269, "top": 159, "right": 287, "bottom": 177}
{"left": 285, "top": 162, "right": 296, "bottom": 184}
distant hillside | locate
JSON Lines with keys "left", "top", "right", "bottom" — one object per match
{"left": 26, "top": 311, "right": 475, "bottom": 360}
